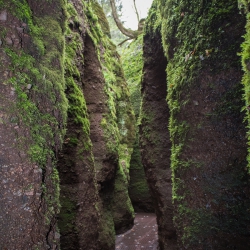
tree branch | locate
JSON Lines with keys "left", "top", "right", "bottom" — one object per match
{"left": 109, "top": 0, "right": 139, "bottom": 39}
{"left": 133, "top": 0, "right": 140, "bottom": 23}
{"left": 118, "top": 37, "right": 133, "bottom": 46}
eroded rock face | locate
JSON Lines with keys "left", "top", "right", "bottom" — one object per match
{"left": 56, "top": 1, "right": 101, "bottom": 249}
{"left": 141, "top": 0, "right": 250, "bottom": 249}
{"left": 0, "top": 0, "right": 135, "bottom": 249}
{"left": 164, "top": 0, "right": 250, "bottom": 248}
{"left": 58, "top": 1, "right": 136, "bottom": 249}
{"left": 139, "top": 28, "right": 177, "bottom": 249}
{"left": 83, "top": 33, "right": 118, "bottom": 249}
{"left": 0, "top": 1, "right": 67, "bottom": 248}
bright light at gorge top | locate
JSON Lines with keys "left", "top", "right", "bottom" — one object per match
{"left": 121, "top": 0, "right": 153, "bottom": 29}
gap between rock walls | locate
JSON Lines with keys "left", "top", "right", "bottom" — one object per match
{"left": 1, "top": 0, "right": 250, "bottom": 250}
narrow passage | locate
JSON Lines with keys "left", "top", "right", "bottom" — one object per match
{"left": 115, "top": 213, "right": 158, "bottom": 250}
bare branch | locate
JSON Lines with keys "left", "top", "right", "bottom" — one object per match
{"left": 118, "top": 37, "right": 133, "bottom": 46}
{"left": 109, "top": 0, "right": 140, "bottom": 39}
{"left": 133, "top": 0, "right": 140, "bottom": 23}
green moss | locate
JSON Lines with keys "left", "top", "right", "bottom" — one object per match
{"left": 128, "top": 132, "right": 152, "bottom": 210}
{"left": 84, "top": 0, "right": 136, "bottom": 236}
{"left": 121, "top": 34, "right": 143, "bottom": 118}
{"left": 112, "top": 144, "right": 135, "bottom": 228}
{"left": 58, "top": 196, "right": 77, "bottom": 234}
{"left": 91, "top": 1, "right": 111, "bottom": 37}
{"left": 3, "top": 0, "right": 67, "bottom": 236}
{"left": 64, "top": 2, "right": 92, "bottom": 149}
{"left": 240, "top": 0, "right": 250, "bottom": 173}
{"left": 144, "top": 0, "right": 248, "bottom": 247}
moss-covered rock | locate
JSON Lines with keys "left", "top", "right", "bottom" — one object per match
{"left": 57, "top": 1, "right": 101, "bottom": 249}
{"left": 140, "top": 5, "right": 177, "bottom": 247}
{"left": 0, "top": 0, "right": 67, "bottom": 248}
{"left": 0, "top": 0, "right": 136, "bottom": 248}
{"left": 83, "top": 0, "right": 137, "bottom": 242}
{"left": 140, "top": 0, "right": 250, "bottom": 249}
{"left": 240, "top": 1, "right": 250, "bottom": 171}
{"left": 120, "top": 35, "right": 153, "bottom": 212}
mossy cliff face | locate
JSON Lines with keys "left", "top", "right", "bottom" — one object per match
{"left": 141, "top": 0, "right": 250, "bottom": 249}
{"left": 84, "top": 0, "right": 136, "bottom": 239}
{"left": 139, "top": 4, "right": 177, "bottom": 249}
{"left": 0, "top": 0, "right": 67, "bottom": 248}
{"left": 58, "top": 0, "right": 136, "bottom": 248}
{"left": 57, "top": 1, "right": 100, "bottom": 249}
{"left": 121, "top": 35, "right": 154, "bottom": 212}
{"left": 0, "top": 0, "right": 135, "bottom": 249}
{"left": 240, "top": 1, "right": 250, "bottom": 171}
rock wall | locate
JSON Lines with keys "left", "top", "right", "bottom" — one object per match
{"left": 3, "top": 0, "right": 250, "bottom": 249}
{"left": 84, "top": 2, "right": 136, "bottom": 236}
{"left": 121, "top": 35, "right": 153, "bottom": 212}
{"left": 139, "top": 5, "right": 177, "bottom": 248}
{"left": 0, "top": 0, "right": 67, "bottom": 248}
{"left": 0, "top": 0, "right": 136, "bottom": 249}
{"left": 240, "top": 1, "right": 250, "bottom": 171}
{"left": 140, "top": 0, "right": 250, "bottom": 249}
{"left": 57, "top": 1, "right": 100, "bottom": 249}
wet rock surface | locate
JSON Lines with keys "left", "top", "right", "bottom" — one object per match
{"left": 115, "top": 213, "right": 158, "bottom": 250}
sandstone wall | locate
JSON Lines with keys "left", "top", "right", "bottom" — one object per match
{"left": 140, "top": 0, "right": 250, "bottom": 249}
{"left": 139, "top": 6, "right": 177, "bottom": 248}
{"left": 0, "top": 0, "right": 67, "bottom": 248}
{"left": 0, "top": 0, "right": 136, "bottom": 249}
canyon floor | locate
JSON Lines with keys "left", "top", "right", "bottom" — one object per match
{"left": 115, "top": 213, "right": 158, "bottom": 250}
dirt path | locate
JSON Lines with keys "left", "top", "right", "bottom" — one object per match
{"left": 115, "top": 213, "right": 158, "bottom": 250}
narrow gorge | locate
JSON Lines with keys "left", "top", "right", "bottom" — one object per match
{"left": 0, "top": 0, "right": 250, "bottom": 249}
